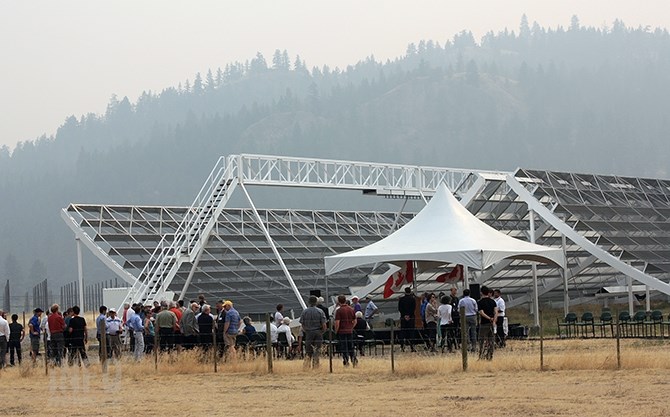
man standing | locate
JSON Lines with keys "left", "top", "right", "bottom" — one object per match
{"left": 299, "top": 295, "right": 327, "bottom": 369}
{"left": 457, "top": 289, "right": 478, "bottom": 352}
{"left": 105, "top": 308, "right": 123, "bottom": 359}
{"left": 28, "top": 308, "right": 43, "bottom": 363}
{"left": 197, "top": 304, "right": 214, "bottom": 350}
{"left": 477, "top": 286, "right": 498, "bottom": 360}
{"left": 493, "top": 289, "right": 507, "bottom": 348}
{"left": 223, "top": 300, "right": 241, "bottom": 359}
{"left": 397, "top": 287, "right": 417, "bottom": 352}
{"left": 8, "top": 314, "right": 24, "bottom": 366}
{"left": 47, "top": 304, "right": 66, "bottom": 366}
{"left": 155, "top": 304, "right": 177, "bottom": 352}
{"left": 364, "top": 296, "right": 378, "bottom": 329}
{"left": 316, "top": 297, "right": 329, "bottom": 325}
{"left": 0, "top": 310, "right": 9, "bottom": 368}
{"left": 335, "top": 294, "right": 357, "bottom": 366}
{"left": 215, "top": 300, "right": 225, "bottom": 356}
{"left": 95, "top": 306, "right": 108, "bottom": 360}
{"left": 126, "top": 304, "right": 144, "bottom": 361}
{"left": 67, "top": 306, "right": 89, "bottom": 366}
{"left": 180, "top": 302, "right": 200, "bottom": 349}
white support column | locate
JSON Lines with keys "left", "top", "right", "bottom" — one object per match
{"left": 240, "top": 183, "right": 307, "bottom": 310}
{"left": 529, "top": 209, "right": 540, "bottom": 327}
{"left": 561, "top": 232, "right": 569, "bottom": 316}
{"left": 627, "top": 275, "right": 634, "bottom": 315}
{"left": 76, "top": 237, "right": 85, "bottom": 311}
{"left": 645, "top": 285, "right": 650, "bottom": 312}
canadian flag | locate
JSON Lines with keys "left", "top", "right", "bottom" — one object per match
{"left": 436, "top": 264, "right": 464, "bottom": 284}
{"left": 383, "top": 261, "right": 414, "bottom": 299}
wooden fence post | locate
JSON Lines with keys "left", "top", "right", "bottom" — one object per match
{"left": 615, "top": 311, "right": 621, "bottom": 370}
{"left": 460, "top": 306, "right": 467, "bottom": 371}
{"left": 539, "top": 309, "right": 544, "bottom": 371}
{"left": 390, "top": 320, "right": 395, "bottom": 373}
{"left": 212, "top": 321, "right": 217, "bottom": 373}
{"left": 266, "top": 313, "right": 273, "bottom": 374}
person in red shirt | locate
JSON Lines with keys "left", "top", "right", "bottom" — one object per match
{"left": 334, "top": 294, "right": 358, "bottom": 367}
{"left": 169, "top": 301, "right": 183, "bottom": 348}
{"left": 47, "top": 304, "right": 66, "bottom": 367}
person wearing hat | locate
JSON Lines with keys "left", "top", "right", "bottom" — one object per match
{"left": 222, "top": 300, "right": 241, "bottom": 359}
{"left": 277, "top": 316, "right": 297, "bottom": 358}
{"left": 105, "top": 308, "right": 123, "bottom": 359}
{"left": 28, "top": 308, "right": 44, "bottom": 363}
{"left": 351, "top": 296, "right": 362, "bottom": 314}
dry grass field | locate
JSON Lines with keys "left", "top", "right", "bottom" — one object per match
{"left": 2, "top": 338, "right": 670, "bottom": 417}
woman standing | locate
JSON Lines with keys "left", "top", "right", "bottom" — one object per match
{"left": 437, "top": 295, "right": 454, "bottom": 353}
{"left": 143, "top": 308, "right": 155, "bottom": 354}
{"left": 425, "top": 293, "right": 439, "bottom": 352}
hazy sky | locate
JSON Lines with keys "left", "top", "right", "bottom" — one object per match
{"left": 1, "top": 0, "right": 669, "bottom": 149}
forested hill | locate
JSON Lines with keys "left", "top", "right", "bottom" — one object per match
{"left": 1, "top": 18, "right": 669, "bottom": 299}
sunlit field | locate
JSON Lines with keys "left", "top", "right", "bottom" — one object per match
{"left": 2, "top": 338, "right": 670, "bottom": 416}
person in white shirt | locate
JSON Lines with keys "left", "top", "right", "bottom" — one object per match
{"left": 105, "top": 309, "right": 123, "bottom": 359}
{"left": 437, "top": 295, "right": 454, "bottom": 353}
{"left": 260, "top": 322, "right": 278, "bottom": 343}
{"left": 493, "top": 289, "right": 507, "bottom": 348}
{"left": 274, "top": 304, "right": 284, "bottom": 327}
{"left": 277, "top": 317, "right": 295, "bottom": 344}
{"left": 277, "top": 317, "right": 297, "bottom": 358}
{"left": 0, "top": 310, "right": 10, "bottom": 368}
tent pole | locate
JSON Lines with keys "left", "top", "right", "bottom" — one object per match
{"left": 529, "top": 209, "right": 540, "bottom": 328}
{"left": 412, "top": 261, "right": 418, "bottom": 295}
{"left": 463, "top": 265, "right": 469, "bottom": 288}
{"left": 480, "top": 254, "right": 485, "bottom": 288}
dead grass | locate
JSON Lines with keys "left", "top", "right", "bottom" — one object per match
{"left": 2, "top": 338, "right": 670, "bottom": 416}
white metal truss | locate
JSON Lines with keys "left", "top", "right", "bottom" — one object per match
{"left": 61, "top": 154, "right": 670, "bottom": 313}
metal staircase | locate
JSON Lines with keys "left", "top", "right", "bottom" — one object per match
{"left": 120, "top": 156, "right": 238, "bottom": 307}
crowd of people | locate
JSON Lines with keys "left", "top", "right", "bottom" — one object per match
{"left": 0, "top": 286, "right": 507, "bottom": 369}
{"left": 400, "top": 285, "right": 507, "bottom": 360}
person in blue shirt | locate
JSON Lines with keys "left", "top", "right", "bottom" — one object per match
{"left": 223, "top": 300, "right": 241, "bottom": 359}
{"left": 241, "top": 316, "right": 256, "bottom": 338}
{"left": 28, "top": 308, "right": 43, "bottom": 363}
{"left": 127, "top": 304, "right": 145, "bottom": 361}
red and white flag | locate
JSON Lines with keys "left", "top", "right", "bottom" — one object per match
{"left": 436, "top": 264, "right": 464, "bottom": 284}
{"left": 383, "top": 261, "right": 414, "bottom": 299}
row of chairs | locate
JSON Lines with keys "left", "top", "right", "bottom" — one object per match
{"left": 557, "top": 310, "right": 669, "bottom": 338}
{"left": 234, "top": 329, "right": 387, "bottom": 358}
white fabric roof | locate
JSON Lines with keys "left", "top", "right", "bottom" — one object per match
{"left": 325, "top": 183, "right": 565, "bottom": 275}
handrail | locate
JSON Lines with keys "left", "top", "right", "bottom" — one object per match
{"left": 120, "top": 156, "right": 232, "bottom": 307}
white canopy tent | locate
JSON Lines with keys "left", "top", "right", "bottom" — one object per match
{"left": 325, "top": 183, "right": 565, "bottom": 279}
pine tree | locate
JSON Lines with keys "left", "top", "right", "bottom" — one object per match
{"left": 193, "top": 72, "right": 204, "bottom": 94}
{"left": 205, "top": 69, "right": 215, "bottom": 91}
